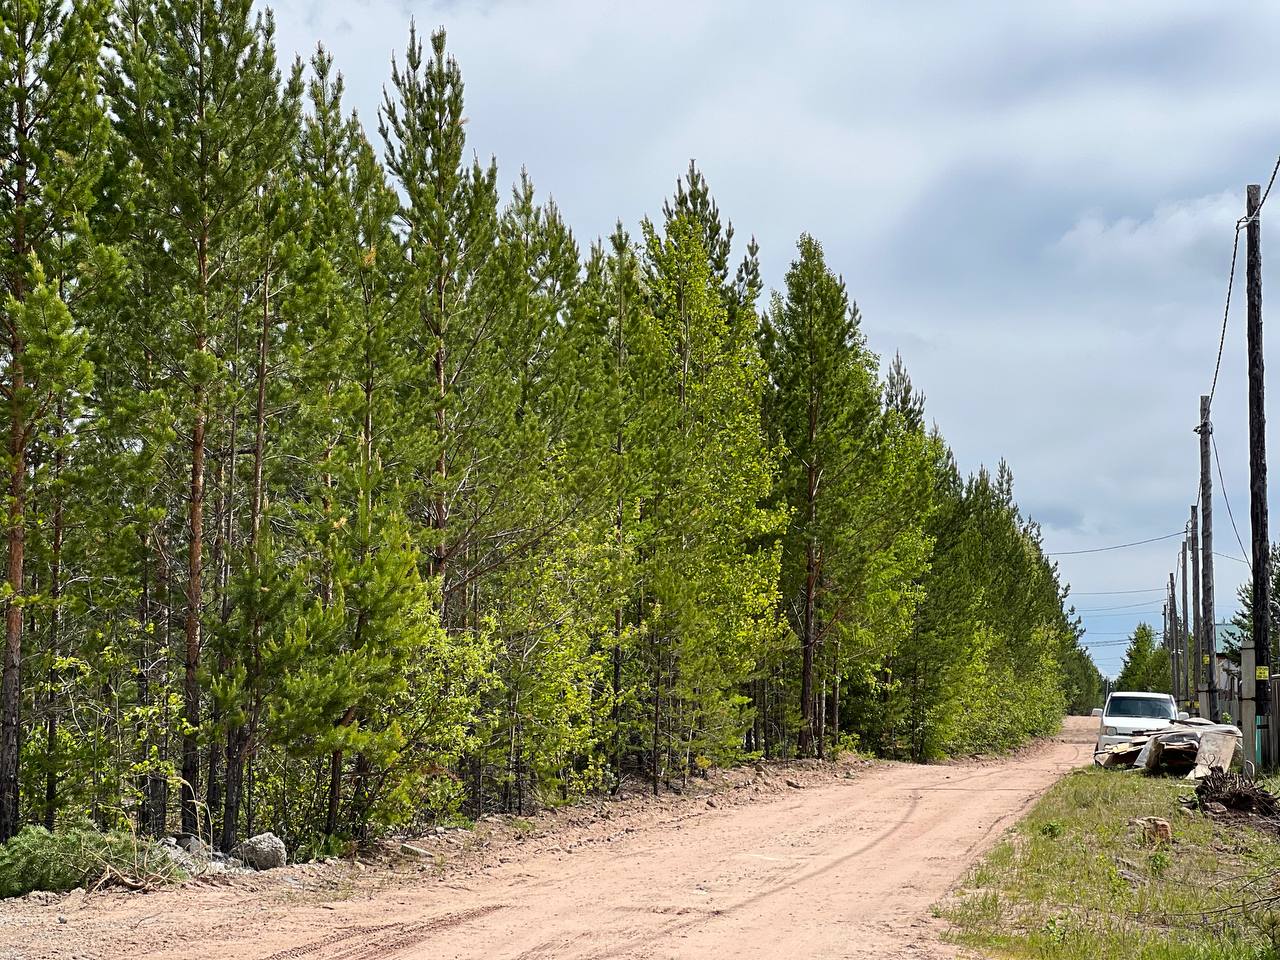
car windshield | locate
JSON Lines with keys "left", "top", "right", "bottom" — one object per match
{"left": 1107, "top": 696, "right": 1175, "bottom": 720}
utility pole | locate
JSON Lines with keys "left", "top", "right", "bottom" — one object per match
{"left": 1190, "top": 505, "right": 1205, "bottom": 716}
{"left": 1163, "top": 598, "right": 1171, "bottom": 691}
{"left": 1169, "top": 572, "right": 1180, "bottom": 705}
{"left": 1198, "top": 394, "right": 1220, "bottom": 722}
{"left": 1180, "top": 536, "right": 1190, "bottom": 709}
{"left": 1246, "top": 181, "right": 1272, "bottom": 767}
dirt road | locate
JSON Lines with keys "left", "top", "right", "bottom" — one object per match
{"left": 5, "top": 717, "right": 1094, "bottom": 960}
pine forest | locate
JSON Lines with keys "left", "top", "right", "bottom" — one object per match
{"left": 0, "top": 1, "right": 1103, "bottom": 854}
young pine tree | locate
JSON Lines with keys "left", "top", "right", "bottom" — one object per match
{"left": 0, "top": 0, "right": 107, "bottom": 840}
{"left": 640, "top": 215, "right": 782, "bottom": 784}
{"left": 378, "top": 25, "right": 502, "bottom": 626}
{"left": 110, "top": 0, "right": 294, "bottom": 835}
{"left": 760, "top": 235, "right": 881, "bottom": 756}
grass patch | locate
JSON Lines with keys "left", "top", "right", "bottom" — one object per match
{"left": 0, "top": 825, "right": 184, "bottom": 899}
{"left": 510, "top": 817, "right": 537, "bottom": 835}
{"left": 940, "top": 767, "right": 1280, "bottom": 959}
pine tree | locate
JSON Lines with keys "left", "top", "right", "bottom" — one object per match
{"left": 639, "top": 214, "right": 782, "bottom": 783}
{"left": 885, "top": 352, "right": 925, "bottom": 431}
{"left": 1228, "top": 543, "right": 1280, "bottom": 667}
{"left": 0, "top": 0, "right": 108, "bottom": 840}
{"left": 110, "top": 0, "right": 294, "bottom": 836}
{"left": 586, "top": 225, "right": 652, "bottom": 790}
{"left": 761, "top": 235, "right": 885, "bottom": 756}
{"left": 1115, "top": 624, "right": 1170, "bottom": 694}
{"left": 378, "top": 25, "right": 500, "bottom": 622}
{"left": 480, "top": 172, "right": 616, "bottom": 810}
{"left": 662, "top": 160, "right": 760, "bottom": 323}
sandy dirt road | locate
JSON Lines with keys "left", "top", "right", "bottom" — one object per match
{"left": 5, "top": 717, "right": 1094, "bottom": 960}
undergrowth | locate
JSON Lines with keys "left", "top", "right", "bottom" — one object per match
{"left": 0, "top": 825, "right": 185, "bottom": 899}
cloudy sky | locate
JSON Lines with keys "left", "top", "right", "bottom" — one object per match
{"left": 264, "top": 0, "right": 1280, "bottom": 675}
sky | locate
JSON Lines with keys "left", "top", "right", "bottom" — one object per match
{"left": 263, "top": 0, "right": 1280, "bottom": 676}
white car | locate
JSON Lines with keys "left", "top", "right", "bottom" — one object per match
{"left": 1091, "top": 691, "right": 1189, "bottom": 751}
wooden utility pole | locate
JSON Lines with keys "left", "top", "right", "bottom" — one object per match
{"left": 1180, "top": 537, "right": 1190, "bottom": 709}
{"left": 1163, "top": 599, "right": 1171, "bottom": 689}
{"left": 1198, "top": 394, "right": 1220, "bottom": 722}
{"left": 1246, "top": 182, "right": 1273, "bottom": 767}
{"left": 1190, "top": 506, "right": 1205, "bottom": 716}
{"left": 1168, "top": 572, "right": 1180, "bottom": 704}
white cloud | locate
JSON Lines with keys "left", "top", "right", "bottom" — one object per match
{"left": 1053, "top": 191, "right": 1242, "bottom": 277}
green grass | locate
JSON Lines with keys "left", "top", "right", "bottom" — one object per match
{"left": 939, "top": 767, "right": 1280, "bottom": 959}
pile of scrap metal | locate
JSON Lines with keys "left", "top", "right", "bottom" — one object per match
{"left": 1093, "top": 717, "right": 1243, "bottom": 779}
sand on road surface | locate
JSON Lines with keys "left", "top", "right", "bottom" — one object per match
{"left": 6, "top": 717, "right": 1095, "bottom": 960}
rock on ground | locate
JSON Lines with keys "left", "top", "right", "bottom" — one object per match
{"left": 230, "top": 832, "right": 287, "bottom": 870}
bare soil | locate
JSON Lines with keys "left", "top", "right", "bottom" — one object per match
{"left": 1, "top": 717, "right": 1094, "bottom": 960}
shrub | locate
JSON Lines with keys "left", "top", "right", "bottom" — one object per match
{"left": 0, "top": 825, "right": 184, "bottom": 899}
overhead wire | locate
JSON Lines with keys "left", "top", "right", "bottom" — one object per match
{"left": 1074, "top": 598, "right": 1166, "bottom": 612}
{"left": 1206, "top": 224, "right": 1241, "bottom": 407}
{"left": 1208, "top": 155, "right": 1280, "bottom": 409}
{"left": 1067, "top": 587, "right": 1165, "bottom": 596}
{"left": 1210, "top": 433, "right": 1251, "bottom": 573}
{"left": 1046, "top": 531, "right": 1185, "bottom": 556}
{"left": 1214, "top": 551, "right": 1251, "bottom": 566}
{"left": 1083, "top": 609, "right": 1167, "bottom": 618}
{"left": 1113, "top": 157, "right": 1280, "bottom": 639}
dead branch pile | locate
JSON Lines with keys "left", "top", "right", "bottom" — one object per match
{"left": 1193, "top": 769, "right": 1280, "bottom": 819}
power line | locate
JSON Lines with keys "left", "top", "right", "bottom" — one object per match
{"left": 1208, "top": 155, "right": 1280, "bottom": 409}
{"left": 1046, "top": 531, "right": 1185, "bottom": 556}
{"left": 1077, "top": 607, "right": 1164, "bottom": 617}
{"left": 1074, "top": 598, "right": 1166, "bottom": 612}
{"left": 1207, "top": 225, "right": 1241, "bottom": 407}
{"left": 1259, "top": 154, "right": 1280, "bottom": 209}
{"left": 1211, "top": 433, "right": 1251, "bottom": 572}
{"left": 1214, "top": 551, "right": 1250, "bottom": 566}
{"left": 1068, "top": 587, "right": 1165, "bottom": 596}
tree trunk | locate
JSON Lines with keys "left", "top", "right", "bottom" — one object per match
{"left": 325, "top": 749, "right": 342, "bottom": 837}
{"left": 154, "top": 529, "right": 173, "bottom": 832}
{"left": 652, "top": 636, "right": 661, "bottom": 797}
{"left": 612, "top": 629, "right": 623, "bottom": 792}
{"left": 181, "top": 228, "right": 209, "bottom": 838}
{"left": 0, "top": 85, "right": 29, "bottom": 844}
{"left": 221, "top": 726, "right": 249, "bottom": 850}
{"left": 798, "top": 537, "right": 816, "bottom": 756}
{"left": 182, "top": 398, "right": 206, "bottom": 837}
{"left": 205, "top": 457, "right": 225, "bottom": 843}
{"left": 430, "top": 272, "right": 449, "bottom": 608}
{"left": 831, "top": 640, "right": 841, "bottom": 755}
{"left": 41, "top": 414, "right": 63, "bottom": 830}
{"left": 815, "top": 646, "right": 827, "bottom": 760}
{"left": 0, "top": 353, "right": 25, "bottom": 842}
{"left": 224, "top": 250, "right": 269, "bottom": 851}
{"left": 352, "top": 751, "right": 372, "bottom": 841}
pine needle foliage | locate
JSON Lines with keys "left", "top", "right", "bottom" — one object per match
{"left": 0, "top": 12, "right": 1099, "bottom": 854}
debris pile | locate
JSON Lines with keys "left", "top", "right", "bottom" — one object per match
{"left": 1192, "top": 769, "right": 1280, "bottom": 819}
{"left": 1094, "top": 719, "right": 1242, "bottom": 779}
